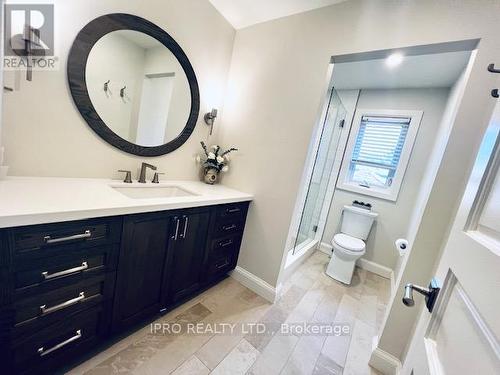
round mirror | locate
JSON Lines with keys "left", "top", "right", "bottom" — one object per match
{"left": 68, "top": 14, "right": 200, "bottom": 156}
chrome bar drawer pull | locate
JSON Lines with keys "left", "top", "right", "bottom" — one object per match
{"left": 37, "top": 329, "right": 82, "bottom": 357}
{"left": 226, "top": 208, "right": 240, "bottom": 214}
{"left": 181, "top": 216, "right": 189, "bottom": 239}
{"left": 216, "top": 260, "right": 230, "bottom": 269}
{"left": 220, "top": 240, "right": 233, "bottom": 248}
{"left": 40, "top": 292, "right": 85, "bottom": 315}
{"left": 44, "top": 229, "right": 91, "bottom": 244}
{"left": 42, "top": 261, "right": 88, "bottom": 280}
{"left": 223, "top": 224, "right": 237, "bottom": 231}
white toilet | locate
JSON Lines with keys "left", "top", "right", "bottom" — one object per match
{"left": 326, "top": 205, "right": 378, "bottom": 284}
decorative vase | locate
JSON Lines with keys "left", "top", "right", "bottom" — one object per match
{"left": 204, "top": 167, "right": 219, "bottom": 185}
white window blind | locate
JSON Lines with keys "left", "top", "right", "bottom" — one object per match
{"left": 349, "top": 115, "right": 411, "bottom": 188}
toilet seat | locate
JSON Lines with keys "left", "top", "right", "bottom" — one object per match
{"left": 332, "top": 233, "right": 365, "bottom": 252}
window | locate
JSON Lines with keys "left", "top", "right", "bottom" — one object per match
{"left": 337, "top": 109, "right": 423, "bottom": 201}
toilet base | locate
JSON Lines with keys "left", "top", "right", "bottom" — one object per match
{"left": 325, "top": 250, "right": 358, "bottom": 284}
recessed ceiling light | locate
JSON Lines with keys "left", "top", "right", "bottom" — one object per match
{"left": 386, "top": 53, "right": 404, "bottom": 68}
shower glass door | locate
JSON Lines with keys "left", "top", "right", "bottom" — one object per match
{"left": 293, "top": 88, "right": 346, "bottom": 254}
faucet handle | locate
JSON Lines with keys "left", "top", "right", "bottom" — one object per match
{"left": 152, "top": 172, "right": 165, "bottom": 184}
{"left": 118, "top": 170, "right": 132, "bottom": 183}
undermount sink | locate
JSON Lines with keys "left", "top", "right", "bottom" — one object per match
{"left": 112, "top": 185, "right": 197, "bottom": 199}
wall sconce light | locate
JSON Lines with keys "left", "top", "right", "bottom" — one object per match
{"left": 204, "top": 108, "right": 218, "bottom": 135}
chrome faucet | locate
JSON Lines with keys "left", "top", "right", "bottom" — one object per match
{"left": 138, "top": 162, "right": 157, "bottom": 183}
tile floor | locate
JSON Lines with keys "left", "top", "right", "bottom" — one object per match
{"left": 68, "top": 251, "right": 390, "bottom": 375}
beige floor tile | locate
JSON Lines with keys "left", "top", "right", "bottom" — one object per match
{"left": 320, "top": 294, "right": 359, "bottom": 367}
{"left": 171, "top": 355, "right": 209, "bottom": 375}
{"left": 75, "top": 251, "right": 391, "bottom": 375}
{"left": 357, "top": 295, "right": 378, "bottom": 328}
{"left": 248, "top": 333, "right": 299, "bottom": 375}
{"left": 280, "top": 334, "right": 326, "bottom": 375}
{"left": 133, "top": 332, "right": 212, "bottom": 374}
{"left": 196, "top": 333, "right": 243, "bottom": 370}
{"left": 211, "top": 339, "right": 259, "bottom": 375}
{"left": 312, "top": 353, "right": 344, "bottom": 375}
{"left": 343, "top": 319, "right": 376, "bottom": 375}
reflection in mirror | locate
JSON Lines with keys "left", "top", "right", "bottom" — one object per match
{"left": 86, "top": 30, "right": 191, "bottom": 147}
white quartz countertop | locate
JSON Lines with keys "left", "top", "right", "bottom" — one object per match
{"left": 0, "top": 177, "right": 253, "bottom": 228}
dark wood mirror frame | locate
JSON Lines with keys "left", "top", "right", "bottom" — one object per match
{"left": 68, "top": 13, "right": 200, "bottom": 157}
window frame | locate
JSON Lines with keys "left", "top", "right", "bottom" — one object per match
{"left": 337, "top": 108, "right": 423, "bottom": 201}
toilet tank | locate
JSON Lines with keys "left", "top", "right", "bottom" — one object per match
{"left": 340, "top": 205, "right": 378, "bottom": 240}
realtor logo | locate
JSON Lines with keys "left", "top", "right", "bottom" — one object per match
{"left": 3, "top": 3, "right": 56, "bottom": 71}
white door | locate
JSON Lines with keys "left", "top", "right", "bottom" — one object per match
{"left": 135, "top": 75, "right": 174, "bottom": 146}
{"left": 403, "top": 97, "right": 500, "bottom": 374}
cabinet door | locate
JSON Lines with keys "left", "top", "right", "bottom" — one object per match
{"left": 112, "top": 212, "right": 173, "bottom": 331}
{"left": 166, "top": 208, "right": 210, "bottom": 304}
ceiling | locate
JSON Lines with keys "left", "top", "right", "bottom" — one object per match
{"left": 209, "top": 0, "right": 348, "bottom": 29}
{"left": 116, "top": 30, "right": 162, "bottom": 49}
{"left": 332, "top": 50, "right": 472, "bottom": 90}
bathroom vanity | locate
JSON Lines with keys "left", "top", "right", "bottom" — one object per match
{"left": 0, "top": 178, "right": 251, "bottom": 374}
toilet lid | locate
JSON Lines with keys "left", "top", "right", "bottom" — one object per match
{"left": 333, "top": 233, "right": 365, "bottom": 252}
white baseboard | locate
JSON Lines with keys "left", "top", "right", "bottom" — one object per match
{"left": 319, "top": 242, "right": 393, "bottom": 281}
{"left": 369, "top": 347, "right": 402, "bottom": 375}
{"left": 230, "top": 266, "right": 277, "bottom": 303}
{"left": 357, "top": 258, "right": 393, "bottom": 280}
{"left": 319, "top": 241, "right": 333, "bottom": 255}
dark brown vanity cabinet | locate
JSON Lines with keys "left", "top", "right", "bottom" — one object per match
{"left": 111, "top": 212, "right": 173, "bottom": 332}
{"left": 165, "top": 208, "right": 211, "bottom": 305}
{"left": 0, "top": 201, "right": 249, "bottom": 374}
{"left": 112, "top": 207, "right": 211, "bottom": 331}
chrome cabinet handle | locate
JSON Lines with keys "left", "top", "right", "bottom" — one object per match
{"left": 219, "top": 240, "right": 233, "bottom": 248}
{"left": 40, "top": 292, "right": 85, "bottom": 315}
{"left": 226, "top": 208, "right": 240, "bottom": 214}
{"left": 42, "top": 261, "right": 88, "bottom": 280}
{"left": 43, "top": 230, "right": 91, "bottom": 244}
{"left": 181, "top": 216, "right": 189, "bottom": 239}
{"left": 216, "top": 259, "right": 230, "bottom": 269}
{"left": 37, "top": 329, "right": 82, "bottom": 357}
{"left": 222, "top": 224, "right": 237, "bottom": 231}
{"left": 172, "top": 218, "right": 180, "bottom": 240}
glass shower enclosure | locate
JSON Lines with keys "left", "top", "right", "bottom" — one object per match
{"left": 292, "top": 88, "right": 347, "bottom": 254}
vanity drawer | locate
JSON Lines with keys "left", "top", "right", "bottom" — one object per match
{"left": 215, "top": 202, "right": 249, "bottom": 223}
{"left": 11, "top": 306, "right": 103, "bottom": 374}
{"left": 206, "top": 252, "right": 236, "bottom": 281}
{"left": 13, "top": 244, "right": 118, "bottom": 296}
{"left": 214, "top": 220, "right": 245, "bottom": 237}
{"left": 209, "top": 234, "right": 242, "bottom": 258}
{"left": 13, "top": 274, "right": 111, "bottom": 336}
{"left": 8, "top": 216, "right": 121, "bottom": 257}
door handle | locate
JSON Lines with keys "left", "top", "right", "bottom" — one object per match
{"left": 402, "top": 278, "right": 440, "bottom": 312}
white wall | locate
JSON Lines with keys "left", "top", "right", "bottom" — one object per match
{"left": 0, "top": 0, "right": 5, "bottom": 153}
{"left": 86, "top": 32, "right": 146, "bottom": 141}
{"left": 217, "top": 0, "right": 498, "bottom": 363}
{"left": 393, "top": 67, "right": 471, "bottom": 284}
{"left": 142, "top": 46, "right": 191, "bottom": 142}
{"left": 218, "top": 0, "right": 498, "bottom": 289}
{"left": 1, "top": 0, "right": 235, "bottom": 179}
{"left": 322, "top": 88, "right": 450, "bottom": 270}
